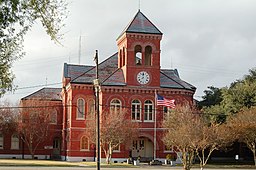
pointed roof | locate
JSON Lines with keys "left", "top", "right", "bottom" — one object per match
{"left": 64, "top": 53, "right": 126, "bottom": 86}
{"left": 63, "top": 54, "right": 195, "bottom": 91}
{"left": 119, "top": 10, "right": 162, "bottom": 37}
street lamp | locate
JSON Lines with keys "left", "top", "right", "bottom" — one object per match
{"left": 93, "top": 50, "right": 100, "bottom": 170}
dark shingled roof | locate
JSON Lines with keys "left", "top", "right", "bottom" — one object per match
{"left": 160, "top": 69, "right": 196, "bottom": 90}
{"left": 118, "top": 10, "right": 162, "bottom": 38}
{"left": 63, "top": 53, "right": 195, "bottom": 91}
{"left": 22, "top": 88, "right": 62, "bottom": 101}
{"left": 64, "top": 53, "right": 125, "bottom": 86}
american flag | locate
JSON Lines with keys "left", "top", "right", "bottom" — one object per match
{"left": 156, "top": 94, "right": 175, "bottom": 108}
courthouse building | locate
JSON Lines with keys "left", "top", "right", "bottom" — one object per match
{"left": 0, "top": 10, "right": 196, "bottom": 162}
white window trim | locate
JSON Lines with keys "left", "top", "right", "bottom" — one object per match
{"left": 131, "top": 100, "right": 141, "bottom": 121}
{"left": 110, "top": 99, "right": 122, "bottom": 114}
{"left": 76, "top": 98, "right": 85, "bottom": 120}
{"left": 144, "top": 100, "right": 154, "bottom": 122}
{"left": 80, "top": 136, "right": 89, "bottom": 151}
{"left": 113, "top": 144, "right": 121, "bottom": 153}
{"left": 164, "top": 146, "right": 174, "bottom": 153}
{"left": 11, "top": 134, "right": 19, "bottom": 150}
{"left": 50, "top": 110, "right": 57, "bottom": 124}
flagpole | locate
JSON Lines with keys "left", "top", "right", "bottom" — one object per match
{"left": 154, "top": 89, "right": 157, "bottom": 160}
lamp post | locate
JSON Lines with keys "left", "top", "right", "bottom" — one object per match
{"left": 93, "top": 50, "right": 100, "bottom": 170}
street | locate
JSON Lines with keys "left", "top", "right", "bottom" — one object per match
{"left": 0, "top": 166, "right": 253, "bottom": 170}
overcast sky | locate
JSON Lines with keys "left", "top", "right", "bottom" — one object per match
{"left": 2, "top": 0, "right": 256, "bottom": 103}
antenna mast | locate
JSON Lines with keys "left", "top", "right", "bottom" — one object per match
{"left": 171, "top": 56, "right": 173, "bottom": 68}
{"left": 78, "top": 35, "right": 81, "bottom": 64}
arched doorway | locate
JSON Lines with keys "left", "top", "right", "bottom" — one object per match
{"left": 131, "top": 137, "right": 153, "bottom": 162}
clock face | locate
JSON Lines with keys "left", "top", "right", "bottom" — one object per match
{"left": 137, "top": 71, "right": 150, "bottom": 85}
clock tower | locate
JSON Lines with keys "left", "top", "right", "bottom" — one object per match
{"left": 116, "top": 10, "right": 163, "bottom": 87}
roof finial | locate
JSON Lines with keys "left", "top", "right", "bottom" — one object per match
{"left": 138, "top": 0, "right": 141, "bottom": 11}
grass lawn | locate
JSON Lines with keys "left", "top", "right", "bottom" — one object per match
{"left": 0, "top": 159, "right": 78, "bottom": 167}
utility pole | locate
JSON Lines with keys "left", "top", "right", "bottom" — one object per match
{"left": 93, "top": 50, "right": 100, "bottom": 170}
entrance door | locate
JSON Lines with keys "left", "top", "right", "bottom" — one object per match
{"left": 132, "top": 137, "right": 153, "bottom": 160}
{"left": 52, "top": 138, "right": 61, "bottom": 160}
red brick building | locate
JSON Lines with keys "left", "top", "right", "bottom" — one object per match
{"left": 0, "top": 88, "right": 63, "bottom": 159}
{"left": 0, "top": 10, "right": 196, "bottom": 162}
{"left": 60, "top": 10, "right": 195, "bottom": 162}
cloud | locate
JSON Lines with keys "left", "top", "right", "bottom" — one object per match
{"left": 2, "top": 0, "right": 256, "bottom": 102}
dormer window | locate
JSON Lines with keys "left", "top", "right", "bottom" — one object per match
{"left": 135, "top": 45, "right": 142, "bottom": 65}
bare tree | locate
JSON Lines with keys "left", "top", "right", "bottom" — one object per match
{"left": 163, "top": 105, "right": 199, "bottom": 170}
{"left": 0, "top": 100, "right": 18, "bottom": 133}
{"left": 227, "top": 107, "right": 256, "bottom": 166}
{"left": 193, "top": 123, "right": 234, "bottom": 170}
{"left": 86, "top": 109, "right": 139, "bottom": 164}
{"left": 18, "top": 99, "right": 55, "bottom": 159}
{"left": 163, "top": 104, "right": 234, "bottom": 170}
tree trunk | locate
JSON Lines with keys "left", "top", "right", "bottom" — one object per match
{"left": 106, "top": 154, "right": 110, "bottom": 164}
{"left": 253, "top": 150, "right": 256, "bottom": 166}
{"left": 105, "top": 144, "right": 113, "bottom": 164}
{"left": 182, "top": 151, "right": 193, "bottom": 170}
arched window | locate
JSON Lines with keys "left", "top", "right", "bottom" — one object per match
{"left": 145, "top": 46, "right": 152, "bottom": 66}
{"left": 0, "top": 134, "right": 3, "bottom": 149}
{"left": 80, "top": 136, "right": 89, "bottom": 150}
{"left": 110, "top": 99, "right": 121, "bottom": 114}
{"left": 134, "top": 45, "right": 142, "bottom": 65}
{"left": 144, "top": 100, "right": 154, "bottom": 121}
{"left": 68, "top": 99, "right": 72, "bottom": 121}
{"left": 119, "top": 49, "right": 123, "bottom": 67}
{"left": 77, "top": 98, "right": 85, "bottom": 119}
{"left": 122, "top": 47, "right": 126, "bottom": 66}
{"left": 131, "top": 100, "right": 141, "bottom": 121}
{"left": 11, "top": 134, "right": 19, "bottom": 150}
{"left": 88, "top": 99, "right": 95, "bottom": 115}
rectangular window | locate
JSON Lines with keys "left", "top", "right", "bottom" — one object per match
{"left": 163, "top": 106, "right": 172, "bottom": 119}
{"left": 164, "top": 145, "right": 173, "bottom": 152}
{"left": 113, "top": 143, "right": 120, "bottom": 152}
{"left": 50, "top": 111, "right": 57, "bottom": 124}
{"left": 11, "top": 135, "right": 19, "bottom": 150}
{"left": 53, "top": 138, "right": 60, "bottom": 149}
